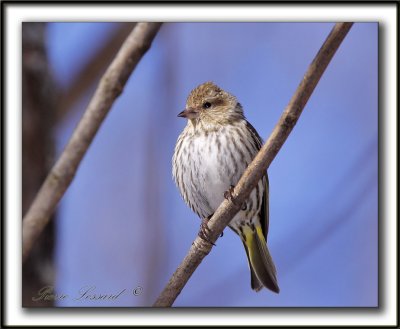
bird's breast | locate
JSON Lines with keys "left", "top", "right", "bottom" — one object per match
{"left": 188, "top": 127, "right": 249, "bottom": 212}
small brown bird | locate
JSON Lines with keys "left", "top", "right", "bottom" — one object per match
{"left": 172, "top": 82, "right": 279, "bottom": 293}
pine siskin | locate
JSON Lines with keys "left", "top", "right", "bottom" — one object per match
{"left": 172, "top": 82, "right": 279, "bottom": 293}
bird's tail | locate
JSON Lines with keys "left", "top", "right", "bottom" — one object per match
{"left": 241, "top": 224, "right": 280, "bottom": 293}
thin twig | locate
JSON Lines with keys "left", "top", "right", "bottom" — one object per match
{"left": 153, "top": 22, "right": 353, "bottom": 307}
{"left": 22, "top": 22, "right": 162, "bottom": 262}
{"left": 56, "top": 23, "right": 137, "bottom": 122}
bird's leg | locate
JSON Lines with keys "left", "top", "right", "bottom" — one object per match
{"left": 224, "top": 185, "right": 247, "bottom": 211}
{"left": 198, "top": 214, "right": 216, "bottom": 246}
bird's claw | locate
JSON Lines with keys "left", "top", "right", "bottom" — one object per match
{"left": 224, "top": 185, "right": 246, "bottom": 210}
{"left": 198, "top": 215, "right": 216, "bottom": 246}
{"left": 224, "top": 185, "right": 235, "bottom": 201}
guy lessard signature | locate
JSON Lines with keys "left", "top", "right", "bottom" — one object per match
{"left": 32, "top": 285, "right": 142, "bottom": 302}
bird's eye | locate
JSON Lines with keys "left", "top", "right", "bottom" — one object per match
{"left": 203, "top": 102, "right": 212, "bottom": 109}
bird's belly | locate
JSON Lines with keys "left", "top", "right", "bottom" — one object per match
{"left": 200, "top": 156, "right": 230, "bottom": 212}
{"left": 191, "top": 131, "right": 245, "bottom": 213}
{"left": 174, "top": 125, "right": 260, "bottom": 219}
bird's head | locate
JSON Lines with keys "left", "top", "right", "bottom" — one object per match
{"left": 178, "top": 82, "right": 244, "bottom": 127}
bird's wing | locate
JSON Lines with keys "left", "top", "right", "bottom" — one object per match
{"left": 245, "top": 120, "right": 269, "bottom": 239}
{"left": 261, "top": 174, "right": 269, "bottom": 239}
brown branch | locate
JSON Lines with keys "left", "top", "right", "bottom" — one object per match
{"left": 56, "top": 23, "right": 137, "bottom": 122}
{"left": 22, "top": 22, "right": 163, "bottom": 263}
{"left": 153, "top": 22, "right": 353, "bottom": 307}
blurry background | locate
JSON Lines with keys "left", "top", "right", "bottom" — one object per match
{"left": 22, "top": 22, "right": 378, "bottom": 307}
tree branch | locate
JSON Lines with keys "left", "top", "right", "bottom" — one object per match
{"left": 22, "top": 22, "right": 163, "bottom": 263}
{"left": 153, "top": 22, "right": 353, "bottom": 307}
{"left": 56, "top": 23, "right": 137, "bottom": 123}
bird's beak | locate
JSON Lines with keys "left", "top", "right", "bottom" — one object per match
{"left": 177, "top": 107, "right": 199, "bottom": 119}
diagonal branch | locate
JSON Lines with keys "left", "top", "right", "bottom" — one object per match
{"left": 56, "top": 23, "right": 137, "bottom": 123}
{"left": 22, "top": 22, "right": 163, "bottom": 263}
{"left": 153, "top": 22, "right": 353, "bottom": 307}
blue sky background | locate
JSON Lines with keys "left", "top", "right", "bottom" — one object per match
{"left": 46, "top": 22, "right": 377, "bottom": 307}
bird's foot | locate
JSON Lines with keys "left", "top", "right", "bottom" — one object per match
{"left": 224, "top": 185, "right": 236, "bottom": 202}
{"left": 224, "top": 185, "right": 247, "bottom": 210}
{"left": 198, "top": 215, "right": 216, "bottom": 246}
